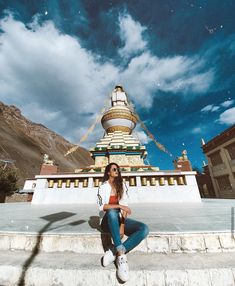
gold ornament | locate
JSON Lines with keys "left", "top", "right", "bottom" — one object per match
{"left": 74, "top": 179, "right": 79, "bottom": 187}
{"left": 57, "top": 180, "right": 62, "bottom": 188}
{"left": 66, "top": 179, "right": 71, "bottom": 188}
{"left": 106, "top": 126, "right": 131, "bottom": 133}
{"left": 48, "top": 180, "right": 54, "bottom": 188}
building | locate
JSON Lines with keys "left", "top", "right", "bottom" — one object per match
{"left": 202, "top": 124, "right": 235, "bottom": 198}
{"left": 195, "top": 163, "right": 216, "bottom": 198}
{"left": 173, "top": 150, "right": 192, "bottom": 172}
{"left": 23, "top": 85, "right": 201, "bottom": 204}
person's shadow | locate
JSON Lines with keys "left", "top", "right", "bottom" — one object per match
{"left": 18, "top": 211, "right": 86, "bottom": 286}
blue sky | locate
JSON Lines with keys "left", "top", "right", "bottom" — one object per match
{"left": 0, "top": 0, "right": 234, "bottom": 170}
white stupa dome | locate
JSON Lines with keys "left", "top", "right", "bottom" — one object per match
{"left": 101, "top": 86, "right": 138, "bottom": 134}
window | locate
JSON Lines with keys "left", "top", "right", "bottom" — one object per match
{"left": 209, "top": 151, "right": 223, "bottom": 166}
{"left": 216, "top": 175, "right": 232, "bottom": 192}
{"left": 226, "top": 142, "right": 235, "bottom": 160}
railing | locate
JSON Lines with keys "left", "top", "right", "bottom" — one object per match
{"left": 47, "top": 175, "right": 187, "bottom": 189}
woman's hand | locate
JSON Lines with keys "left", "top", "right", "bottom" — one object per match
{"left": 120, "top": 223, "right": 125, "bottom": 238}
{"left": 120, "top": 205, "right": 131, "bottom": 215}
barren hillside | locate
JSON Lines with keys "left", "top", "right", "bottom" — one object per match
{"left": 0, "top": 102, "right": 94, "bottom": 187}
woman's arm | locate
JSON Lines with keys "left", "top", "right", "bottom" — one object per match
{"left": 120, "top": 210, "right": 127, "bottom": 238}
{"left": 103, "top": 204, "right": 131, "bottom": 215}
{"left": 103, "top": 203, "right": 120, "bottom": 210}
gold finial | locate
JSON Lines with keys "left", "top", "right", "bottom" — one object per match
{"left": 115, "top": 85, "right": 124, "bottom": 92}
{"left": 201, "top": 138, "right": 205, "bottom": 146}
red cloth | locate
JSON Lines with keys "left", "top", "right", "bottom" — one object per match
{"left": 109, "top": 195, "right": 119, "bottom": 204}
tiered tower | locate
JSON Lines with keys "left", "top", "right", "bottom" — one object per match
{"left": 90, "top": 85, "right": 147, "bottom": 167}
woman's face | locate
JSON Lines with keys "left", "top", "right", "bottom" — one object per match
{"left": 108, "top": 164, "right": 119, "bottom": 178}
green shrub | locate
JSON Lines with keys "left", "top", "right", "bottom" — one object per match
{"left": 0, "top": 166, "right": 18, "bottom": 195}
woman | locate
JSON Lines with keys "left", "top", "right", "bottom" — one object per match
{"left": 97, "top": 162, "right": 149, "bottom": 282}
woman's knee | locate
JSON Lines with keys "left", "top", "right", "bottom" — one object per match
{"left": 140, "top": 223, "right": 149, "bottom": 239}
{"left": 106, "top": 209, "right": 119, "bottom": 219}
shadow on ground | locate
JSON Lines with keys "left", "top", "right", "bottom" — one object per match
{"left": 18, "top": 211, "right": 86, "bottom": 286}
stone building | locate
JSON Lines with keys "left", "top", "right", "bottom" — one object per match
{"left": 195, "top": 163, "right": 216, "bottom": 198}
{"left": 202, "top": 124, "right": 235, "bottom": 198}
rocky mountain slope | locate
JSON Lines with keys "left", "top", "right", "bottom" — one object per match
{"left": 0, "top": 102, "right": 94, "bottom": 187}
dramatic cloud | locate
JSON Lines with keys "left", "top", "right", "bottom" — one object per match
{"left": 218, "top": 107, "right": 235, "bottom": 125}
{"left": 0, "top": 14, "right": 118, "bottom": 145}
{"left": 120, "top": 52, "right": 214, "bottom": 108}
{"left": 0, "top": 13, "right": 215, "bottom": 147}
{"left": 201, "top": 104, "right": 220, "bottom": 112}
{"left": 118, "top": 13, "right": 147, "bottom": 59}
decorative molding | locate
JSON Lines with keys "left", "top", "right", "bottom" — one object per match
{"left": 101, "top": 110, "right": 138, "bottom": 124}
{"left": 106, "top": 126, "right": 131, "bottom": 133}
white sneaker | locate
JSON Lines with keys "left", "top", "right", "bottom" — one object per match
{"left": 116, "top": 254, "right": 129, "bottom": 282}
{"left": 102, "top": 249, "right": 116, "bottom": 267}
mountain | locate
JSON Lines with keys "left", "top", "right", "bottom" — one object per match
{"left": 0, "top": 102, "right": 94, "bottom": 187}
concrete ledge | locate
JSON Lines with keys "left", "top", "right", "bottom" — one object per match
{"left": 0, "top": 232, "right": 235, "bottom": 254}
{"left": 1, "top": 251, "right": 235, "bottom": 286}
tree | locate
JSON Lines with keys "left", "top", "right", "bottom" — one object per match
{"left": 0, "top": 165, "right": 18, "bottom": 202}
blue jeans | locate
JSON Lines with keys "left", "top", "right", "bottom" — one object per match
{"left": 101, "top": 209, "right": 149, "bottom": 253}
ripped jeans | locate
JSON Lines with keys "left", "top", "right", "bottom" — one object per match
{"left": 101, "top": 209, "right": 149, "bottom": 253}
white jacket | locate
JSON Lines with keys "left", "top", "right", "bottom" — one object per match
{"left": 97, "top": 181, "right": 129, "bottom": 217}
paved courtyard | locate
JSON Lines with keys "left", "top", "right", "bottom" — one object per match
{"left": 0, "top": 199, "right": 234, "bottom": 234}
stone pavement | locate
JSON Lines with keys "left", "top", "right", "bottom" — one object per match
{"left": 0, "top": 199, "right": 235, "bottom": 285}
{"left": 0, "top": 199, "right": 234, "bottom": 234}
{"left": 1, "top": 251, "right": 235, "bottom": 286}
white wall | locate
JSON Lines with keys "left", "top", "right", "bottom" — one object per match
{"left": 32, "top": 184, "right": 201, "bottom": 204}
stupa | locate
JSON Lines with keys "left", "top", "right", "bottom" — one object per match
{"left": 89, "top": 85, "right": 147, "bottom": 168}
{"left": 23, "top": 85, "right": 201, "bottom": 204}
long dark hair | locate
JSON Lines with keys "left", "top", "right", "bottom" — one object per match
{"left": 103, "top": 162, "right": 124, "bottom": 199}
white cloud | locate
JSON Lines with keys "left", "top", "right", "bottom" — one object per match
{"left": 211, "top": 106, "right": 220, "bottom": 112}
{"left": 0, "top": 14, "right": 118, "bottom": 144}
{"left": 191, "top": 127, "right": 202, "bottom": 134}
{"left": 22, "top": 102, "right": 67, "bottom": 130}
{"left": 201, "top": 105, "right": 213, "bottom": 112}
{"left": 70, "top": 123, "right": 104, "bottom": 149}
{"left": 201, "top": 104, "right": 219, "bottom": 112}
{"left": 0, "top": 13, "right": 215, "bottom": 147}
{"left": 118, "top": 14, "right": 147, "bottom": 58}
{"left": 221, "top": 99, "right": 234, "bottom": 108}
{"left": 120, "top": 52, "right": 214, "bottom": 108}
{"left": 218, "top": 107, "right": 235, "bottom": 125}
{"left": 133, "top": 130, "right": 151, "bottom": 145}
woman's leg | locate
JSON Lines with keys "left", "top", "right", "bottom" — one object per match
{"left": 123, "top": 218, "right": 149, "bottom": 253}
{"left": 102, "top": 209, "right": 126, "bottom": 253}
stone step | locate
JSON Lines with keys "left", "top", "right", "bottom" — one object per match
{"left": 0, "top": 231, "right": 235, "bottom": 254}
{"left": 0, "top": 250, "right": 235, "bottom": 286}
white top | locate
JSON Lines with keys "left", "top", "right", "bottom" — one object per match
{"left": 97, "top": 180, "right": 129, "bottom": 219}
{"left": 111, "top": 90, "right": 128, "bottom": 106}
